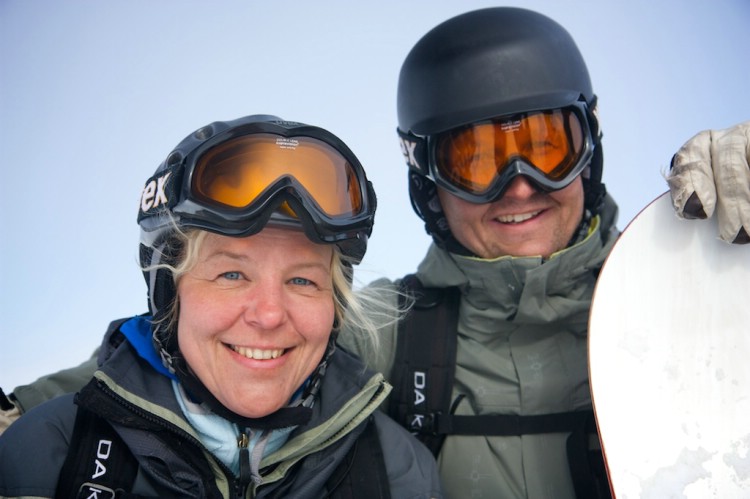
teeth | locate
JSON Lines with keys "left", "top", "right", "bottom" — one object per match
{"left": 231, "top": 345, "right": 284, "bottom": 360}
{"left": 496, "top": 210, "right": 540, "bottom": 223}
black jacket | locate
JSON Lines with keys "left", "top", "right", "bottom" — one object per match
{"left": 0, "top": 320, "right": 442, "bottom": 498}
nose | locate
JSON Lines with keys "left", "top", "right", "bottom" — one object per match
{"left": 502, "top": 176, "right": 539, "bottom": 199}
{"left": 244, "top": 284, "right": 287, "bottom": 330}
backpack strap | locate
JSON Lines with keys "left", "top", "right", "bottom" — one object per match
{"left": 435, "top": 409, "right": 596, "bottom": 436}
{"left": 389, "top": 274, "right": 461, "bottom": 455}
{"left": 326, "top": 417, "right": 391, "bottom": 499}
{"left": 388, "top": 274, "right": 611, "bottom": 498}
{"left": 56, "top": 406, "right": 139, "bottom": 499}
{"left": 566, "top": 412, "right": 612, "bottom": 499}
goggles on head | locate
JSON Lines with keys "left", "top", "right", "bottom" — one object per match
{"left": 138, "top": 118, "right": 376, "bottom": 263}
{"left": 397, "top": 102, "right": 596, "bottom": 203}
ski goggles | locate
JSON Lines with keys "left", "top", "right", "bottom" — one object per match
{"left": 138, "top": 118, "right": 376, "bottom": 262}
{"left": 398, "top": 102, "right": 596, "bottom": 203}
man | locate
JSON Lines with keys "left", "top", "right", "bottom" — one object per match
{"left": 2, "top": 7, "right": 748, "bottom": 499}
{"left": 340, "top": 7, "right": 749, "bottom": 498}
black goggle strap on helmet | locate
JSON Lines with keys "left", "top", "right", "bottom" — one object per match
{"left": 138, "top": 162, "right": 185, "bottom": 225}
{"left": 587, "top": 95, "right": 601, "bottom": 140}
{"left": 399, "top": 128, "right": 473, "bottom": 250}
{"left": 397, "top": 128, "right": 430, "bottom": 176}
{"left": 398, "top": 128, "right": 482, "bottom": 254}
{"left": 581, "top": 95, "right": 607, "bottom": 215}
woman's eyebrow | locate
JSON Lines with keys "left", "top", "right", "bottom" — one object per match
{"left": 203, "top": 250, "right": 330, "bottom": 273}
{"left": 202, "top": 250, "right": 248, "bottom": 263}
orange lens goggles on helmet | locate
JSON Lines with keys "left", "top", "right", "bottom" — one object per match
{"left": 139, "top": 121, "right": 375, "bottom": 262}
{"left": 429, "top": 104, "right": 594, "bottom": 202}
{"left": 192, "top": 134, "right": 364, "bottom": 219}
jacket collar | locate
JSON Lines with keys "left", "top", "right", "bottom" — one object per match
{"left": 414, "top": 195, "right": 619, "bottom": 325}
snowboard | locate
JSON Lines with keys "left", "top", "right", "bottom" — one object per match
{"left": 588, "top": 192, "right": 750, "bottom": 498}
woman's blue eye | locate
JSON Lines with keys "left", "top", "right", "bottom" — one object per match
{"left": 289, "top": 277, "right": 312, "bottom": 286}
{"left": 221, "top": 271, "right": 242, "bottom": 280}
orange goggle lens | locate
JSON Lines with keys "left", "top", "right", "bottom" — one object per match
{"left": 192, "top": 134, "right": 363, "bottom": 219}
{"left": 434, "top": 108, "right": 585, "bottom": 194}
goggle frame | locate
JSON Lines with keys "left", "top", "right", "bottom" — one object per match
{"left": 398, "top": 101, "right": 597, "bottom": 204}
{"left": 138, "top": 119, "right": 376, "bottom": 262}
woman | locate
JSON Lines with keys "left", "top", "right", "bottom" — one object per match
{"left": 0, "top": 115, "right": 442, "bottom": 498}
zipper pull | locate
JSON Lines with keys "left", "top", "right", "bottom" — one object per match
{"left": 238, "top": 430, "right": 252, "bottom": 486}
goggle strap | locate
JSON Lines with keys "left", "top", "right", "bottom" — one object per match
{"left": 137, "top": 163, "right": 184, "bottom": 223}
{"left": 397, "top": 128, "right": 429, "bottom": 175}
{"left": 586, "top": 95, "right": 601, "bottom": 140}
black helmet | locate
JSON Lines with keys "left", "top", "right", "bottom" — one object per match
{"left": 396, "top": 7, "right": 605, "bottom": 252}
{"left": 136, "top": 114, "right": 376, "bottom": 428}
{"left": 139, "top": 114, "right": 376, "bottom": 318}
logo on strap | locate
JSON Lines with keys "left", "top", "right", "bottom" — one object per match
{"left": 399, "top": 137, "right": 423, "bottom": 172}
{"left": 140, "top": 172, "right": 172, "bottom": 214}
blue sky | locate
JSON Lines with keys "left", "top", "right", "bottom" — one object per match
{"left": 2, "top": 0, "right": 749, "bottom": 389}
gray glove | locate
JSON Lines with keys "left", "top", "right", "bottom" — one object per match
{"left": 667, "top": 121, "right": 750, "bottom": 244}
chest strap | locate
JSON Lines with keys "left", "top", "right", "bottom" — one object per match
{"left": 389, "top": 274, "right": 611, "bottom": 499}
{"left": 428, "top": 406, "right": 597, "bottom": 436}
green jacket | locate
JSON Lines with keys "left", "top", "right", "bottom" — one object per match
{"left": 339, "top": 196, "right": 620, "bottom": 499}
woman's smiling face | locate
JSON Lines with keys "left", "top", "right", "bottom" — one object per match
{"left": 176, "top": 227, "right": 335, "bottom": 418}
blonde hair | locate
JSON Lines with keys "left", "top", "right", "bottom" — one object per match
{"left": 148, "top": 227, "right": 402, "bottom": 350}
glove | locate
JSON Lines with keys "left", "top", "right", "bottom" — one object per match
{"left": 667, "top": 121, "right": 750, "bottom": 244}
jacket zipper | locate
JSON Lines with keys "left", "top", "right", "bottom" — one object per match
{"left": 238, "top": 429, "right": 252, "bottom": 495}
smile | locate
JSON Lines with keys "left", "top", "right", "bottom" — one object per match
{"left": 495, "top": 210, "right": 542, "bottom": 224}
{"left": 231, "top": 345, "right": 285, "bottom": 360}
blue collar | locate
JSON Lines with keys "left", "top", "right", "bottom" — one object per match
{"left": 119, "top": 316, "right": 176, "bottom": 380}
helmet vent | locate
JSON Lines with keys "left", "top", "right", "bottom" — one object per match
{"left": 194, "top": 125, "right": 215, "bottom": 141}
{"left": 166, "top": 150, "right": 182, "bottom": 167}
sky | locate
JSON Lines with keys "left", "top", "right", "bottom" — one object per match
{"left": 2, "top": 0, "right": 749, "bottom": 391}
